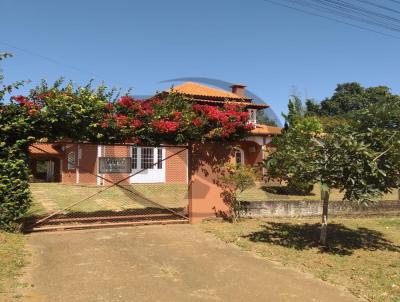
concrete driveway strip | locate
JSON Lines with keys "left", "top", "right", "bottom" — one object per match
{"left": 20, "top": 224, "right": 360, "bottom": 302}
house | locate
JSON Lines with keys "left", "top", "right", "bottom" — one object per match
{"left": 29, "top": 82, "right": 282, "bottom": 185}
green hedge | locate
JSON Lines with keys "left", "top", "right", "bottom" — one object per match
{"left": 0, "top": 148, "right": 31, "bottom": 231}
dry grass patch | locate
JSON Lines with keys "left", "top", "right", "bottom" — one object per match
{"left": 202, "top": 217, "right": 400, "bottom": 302}
{"left": 29, "top": 183, "right": 188, "bottom": 216}
{"left": 0, "top": 232, "right": 25, "bottom": 300}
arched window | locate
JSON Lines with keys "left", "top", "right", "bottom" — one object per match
{"left": 234, "top": 148, "right": 244, "bottom": 165}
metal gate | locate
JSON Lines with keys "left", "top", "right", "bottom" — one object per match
{"left": 25, "top": 142, "right": 189, "bottom": 232}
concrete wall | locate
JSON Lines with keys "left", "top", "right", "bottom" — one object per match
{"left": 241, "top": 199, "right": 400, "bottom": 217}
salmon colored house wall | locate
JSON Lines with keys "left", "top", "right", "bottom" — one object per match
{"left": 166, "top": 147, "right": 188, "bottom": 184}
{"left": 189, "top": 143, "right": 231, "bottom": 223}
{"left": 238, "top": 140, "right": 263, "bottom": 165}
{"left": 61, "top": 144, "right": 78, "bottom": 184}
{"left": 54, "top": 144, "right": 188, "bottom": 185}
{"left": 78, "top": 144, "right": 98, "bottom": 184}
{"left": 188, "top": 140, "right": 265, "bottom": 223}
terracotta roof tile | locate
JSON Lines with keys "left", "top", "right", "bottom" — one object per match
{"left": 167, "top": 82, "right": 251, "bottom": 101}
{"left": 250, "top": 124, "right": 282, "bottom": 136}
{"left": 29, "top": 143, "right": 63, "bottom": 156}
{"left": 187, "top": 98, "right": 268, "bottom": 109}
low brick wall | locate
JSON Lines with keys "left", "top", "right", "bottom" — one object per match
{"left": 241, "top": 200, "right": 400, "bottom": 217}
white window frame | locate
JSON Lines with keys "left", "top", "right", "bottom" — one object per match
{"left": 130, "top": 147, "right": 166, "bottom": 183}
{"left": 132, "top": 147, "right": 138, "bottom": 169}
{"left": 248, "top": 109, "right": 257, "bottom": 125}
{"left": 141, "top": 147, "right": 155, "bottom": 169}
{"left": 131, "top": 147, "right": 165, "bottom": 171}
{"left": 234, "top": 148, "right": 244, "bottom": 165}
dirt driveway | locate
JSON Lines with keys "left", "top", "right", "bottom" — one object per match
{"left": 19, "top": 225, "right": 360, "bottom": 302}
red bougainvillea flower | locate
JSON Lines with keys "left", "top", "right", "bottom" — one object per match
{"left": 192, "top": 117, "right": 203, "bottom": 127}
{"left": 223, "top": 103, "right": 244, "bottom": 111}
{"left": 100, "top": 121, "right": 109, "bottom": 128}
{"left": 103, "top": 113, "right": 113, "bottom": 120}
{"left": 239, "top": 111, "right": 250, "bottom": 122}
{"left": 192, "top": 104, "right": 203, "bottom": 111}
{"left": 12, "top": 95, "right": 29, "bottom": 105}
{"left": 131, "top": 119, "right": 143, "bottom": 129}
{"left": 151, "top": 97, "right": 162, "bottom": 105}
{"left": 28, "top": 109, "right": 38, "bottom": 116}
{"left": 36, "top": 92, "right": 52, "bottom": 100}
{"left": 117, "top": 96, "right": 134, "bottom": 107}
{"left": 125, "top": 137, "right": 141, "bottom": 145}
{"left": 151, "top": 120, "right": 179, "bottom": 133}
{"left": 244, "top": 123, "right": 255, "bottom": 131}
{"left": 172, "top": 111, "right": 182, "bottom": 121}
{"left": 140, "top": 101, "right": 154, "bottom": 115}
{"left": 115, "top": 114, "right": 129, "bottom": 128}
{"left": 220, "top": 130, "right": 231, "bottom": 138}
{"left": 104, "top": 103, "right": 114, "bottom": 111}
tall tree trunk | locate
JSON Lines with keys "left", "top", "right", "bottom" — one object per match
{"left": 319, "top": 187, "right": 330, "bottom": 245}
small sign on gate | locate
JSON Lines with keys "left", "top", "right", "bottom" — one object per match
{"left": 99, "top": 157, "right": 132, "bottom": 173}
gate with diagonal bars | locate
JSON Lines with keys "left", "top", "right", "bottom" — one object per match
{"left": 25, "top": 142, "right": 190, "bottom": 232}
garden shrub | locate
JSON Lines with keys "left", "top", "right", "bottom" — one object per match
{"left": 287, "top": 178, "right": 314, "bottom": 195}
{"left": 218, "top": 163, "right": 256, "bottom": 223}
{"left": 0, "top": 146, "right": 31, "bottom": 231}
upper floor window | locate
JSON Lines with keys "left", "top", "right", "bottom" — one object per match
{"left": 248, "top": 109, "right": 257, "bottom": 124}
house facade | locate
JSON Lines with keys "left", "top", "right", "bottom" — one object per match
{"left": 29, "top": 82, "right": 281, "bottom": 185}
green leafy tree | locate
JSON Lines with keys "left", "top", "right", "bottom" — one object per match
{"left": 0, "top": 53, "right": 32, "bottom": 231}
{"left": 266, "top": 112, "right": 399, "bottom": 245}
{"left": 307, "top": 82, "right": 397, "bottom": 117}
{"left": 282, "top": 95, "right": 305, "bottom": 129}
{"left": 256, "top": 109, "right": 278, "bottom": 127}
{"left": 305, "top": 99, "right": 320, "bottom": 116}
{"left": 265, "top": 117, "right": 323, "bottom": 195}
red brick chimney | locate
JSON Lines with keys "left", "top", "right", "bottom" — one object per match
{"left": 231, "top": 84, "right": 246, "bottom": 98}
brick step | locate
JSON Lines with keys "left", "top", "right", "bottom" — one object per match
{"left": 45, "top": 212, "right": 184, "bottom": 223}
{"left": 28, "top": 219, "right": 189, "bottom": 232}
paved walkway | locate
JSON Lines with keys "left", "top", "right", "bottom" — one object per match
{"left": 20, "top": 225, "right": 360, "bottom": 302}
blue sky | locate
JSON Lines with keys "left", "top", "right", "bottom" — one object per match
{"left": 1, "top": 0, "right": 400, "bottom": 124}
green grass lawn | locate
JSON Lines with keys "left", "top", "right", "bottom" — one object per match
{"left": 29, "top": 183, "right": 188, "bottom": 216}
{"left": 239, "top": 183, "right": 399, "bottom": 202}
{"left": 202, "top": 217, "right": 400, "bottom": 302}
{"left": 0, "top": 232, "right": 25, "bottom": 301}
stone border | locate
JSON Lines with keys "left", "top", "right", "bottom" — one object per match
{"left": 241, "top": 199, "right": 400, "bottom": 217}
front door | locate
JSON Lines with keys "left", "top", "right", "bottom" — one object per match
{"left": 46, "top": 160, "right": 55, "bottom": 182}
{"left": 130, "top": 147, "right": 166, "bottom": 183}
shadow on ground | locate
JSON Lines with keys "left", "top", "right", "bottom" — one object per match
{"left": 261, "top": 185, "right": 316, "bottom": 196}
{"left": 243, "top": 222, "right": 400, "bottom": 256}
